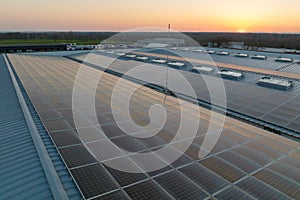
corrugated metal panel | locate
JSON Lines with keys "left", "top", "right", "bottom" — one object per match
{"left": 0, "top": 54, "right": 53, "bottom": 199}
{"left": 1, "top": 54, "right": 82, "bottom": 199}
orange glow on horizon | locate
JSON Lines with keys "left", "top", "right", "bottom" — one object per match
{"left": 0, "top": 0, "right": 299, "bottom": 32}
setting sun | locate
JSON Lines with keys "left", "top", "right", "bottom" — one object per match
{"left": 237, "top": 29, "right": 247, "bottom": 33}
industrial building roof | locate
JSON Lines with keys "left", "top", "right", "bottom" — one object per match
{"left": 0, "top": 54, "right": 81, "bottom": 199}
{"left": 3, "top": 50, "right": 300, "bottom": 199}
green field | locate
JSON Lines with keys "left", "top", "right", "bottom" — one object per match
{"left": 0, "top": 39, "right": 101, "bottom": 45}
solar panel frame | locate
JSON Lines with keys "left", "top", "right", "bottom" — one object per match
{"left": 178, "top": 163, "right": 229, "bottom": 194}
{"left": 236, "top": 177, "right": 291, "bottom": 200}
{"left": 58, "top": 144, "right": 97, "bottom": 168}
{"left": 71, "top": 163, "right": 119, "bottom": 199}
{"left": 124, "top": 180, "right": 172, "bottom": 200}
{"left": 154, "top": 170, "right": 208, "bottom": 199}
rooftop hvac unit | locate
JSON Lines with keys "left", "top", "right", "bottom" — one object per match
{"left": 152, "top": 59, "right": 167, "bottom": 64}
{"left": 257, "top": 77, "right": 293, "bottom": 91}
{"left": 235, "top": 53, "right": 248, "bottom": 58}
{"left": 167, "top": 61, "right": 185, "bottom": 67}
{"left": 190, "top": 66, "right": 215, "bottom": 74}
{"left": 116, "top": 52, "right": 126, "bottom": 56}
{"left": 219, "top": 70, "right": 244, "bottom": 80}
{"left": 180, "top": 48, "right": 190, "bottom": 51}
{"left": 192, "top": 49, "right": 203, "bottom": 53}
{"left": 216, "top": 51, "right": 230, "bottom": 56}
{"left": 251, "top": 55, "right": 267, "bottom": 60}
{"left": 275, "top": 57, "right": 293, "bottom": 63}
{"left": 136, "top": 56, "right": 149, "bottom": 60}
{"left": 125, "top": 54, "right": 137, "bottom": 58}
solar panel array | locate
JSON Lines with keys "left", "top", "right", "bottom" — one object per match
{"left": 73, "top": 53, "right": 300, "bottom": 135}
{"left": 8, "top": 54, "right": 300, "bottom": 200}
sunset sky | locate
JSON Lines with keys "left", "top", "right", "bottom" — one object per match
{"left": 1, "top": 0, "right": 300, "bottom": 32}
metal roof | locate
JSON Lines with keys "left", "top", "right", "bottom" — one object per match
{"left": 0, "top": 54, "right": 81, "bottom": 199}
{"left": 6, "top": 53, "right": 300, "bottom": 199}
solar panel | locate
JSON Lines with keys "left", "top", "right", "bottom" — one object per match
{"left": 75, "top": 126, "right": 106, "bottom": 142}
{"left": 94, "top": 190, "right": 129, "bottom": 200}
{"left": 134, "top": 133, "right": 167, "bottom": 149}
{"left": 100, "top": 123, "right": 127, "bottom": 138}
{"left": 217, "top": 150, "right": 262, "bottom": 173}
{"left": 38, "top": 110, "right": 62, "bottom": 121}
{"left": 59, "top": 145, "right": 97, "bottom": 168}
{"left": 245, "top": 141, "right": 281, "bottom": 159}
{"left": 154, "top": 170, "right": 208, "bottom": 199}
{"left": 214, "top": 187, "right": 253, "bottom": 200}
{"left": 199, "top": 157, "right": 246, "bottom": 183}
{"left": 178, "top": 163, "right": 229, "bottom": 194}
{"left": 43, "top": 119, "right": 72, "bottom": 132}
{"left": 124, "top": 180, "right": 171, "bottom": 200}
{"left": 237, "top": 177, "right": 290, "bottom": 199}
{"left": 49, "top": 129, "right": 81, "bottom": 147}
{"left": 104, "top": 164, "right": 147, "bottom": 187}
{"left": 254, "top": 169, "right": 300, "bottom": 199}
{"left": 111, "top": 135, "right": 148, "bottom": 152}
{"left": 232, "top": 146, "right": 273, "bottom": 166}
{"left": 71, "top": 164, "right": 118, "bottom": 199}
{"left": 86, "top": 140, "right": 125, "bottom": 161}
{"left": 170, "top": 153, "right": 193, "bottom": 168}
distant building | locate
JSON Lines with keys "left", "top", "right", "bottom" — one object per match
{"left": 0, "top": 44, "right": 67, "bottom": 53}
{"left": 228, "top": 42, "right": 245, "bottom": 49}
{"left": 137, "top": 38, "right": 185, "bottom": 47}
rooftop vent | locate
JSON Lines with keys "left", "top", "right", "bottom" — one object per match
{"left": 251, "top": 55, "right": 267, "bottom": 60}
{"left": 167, "top": 61, "right": 185, "bottom": 67}
{"left": 275, "top": 57, "right": 293, "bottom": 63}
{"left": 152, "top": 59, "right": 167, "bottom": 64}
{"left": 219, "top": 70, "right": 244, "bottom": 80}
{"left": 216, "top": 51, "right": 230, "bottom": 56}
{"left": 190, "top": 66, "right": 215, "bottom": 74}
{"left": 257, "top": 77, "right": 293, "bottom": 91}
{"left": 136, "top": 56, "right": 149, "bottom": 60}
{"left": 125, "top": 54, "right": 137, "bottom": 58}
{"left": 116, "top": 52, "right": 126, "bottom": 56}
{"left": 235, "top": 53, "right": 248, "bottom": 58}
{"left": 180, "top": 48, "right": 190, "bottom": 51}
{"left": 193, "top": 49, "right": 203, "bottom": 53}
